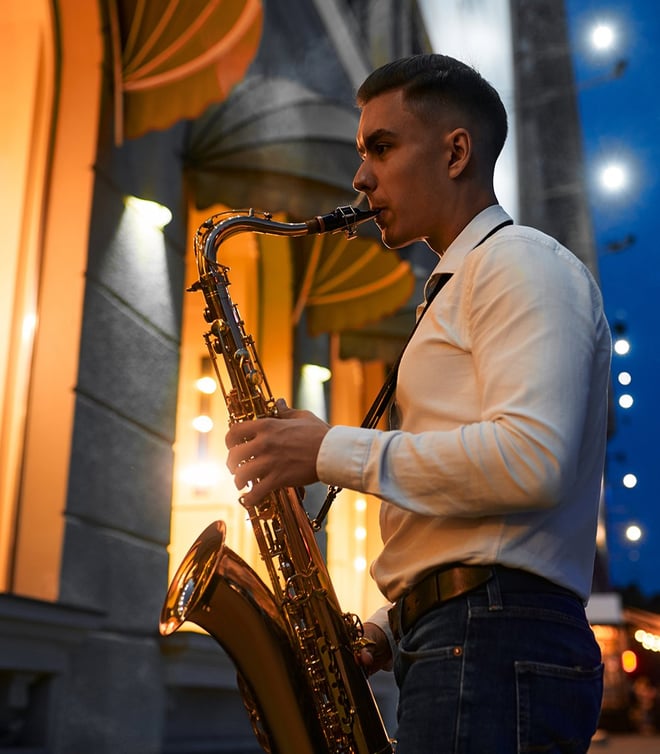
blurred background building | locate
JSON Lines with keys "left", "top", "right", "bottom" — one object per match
{"left": 1, "top": 0, "right": 655, "bottom": 751}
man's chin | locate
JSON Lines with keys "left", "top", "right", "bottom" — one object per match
{"left": 379, "top": 230, "right": 406, "bottom": 250}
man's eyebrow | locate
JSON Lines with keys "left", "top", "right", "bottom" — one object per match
{"left": 357, "top": 128, "right": 397, "bottom": 153}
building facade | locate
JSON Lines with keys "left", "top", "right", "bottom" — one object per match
{"left": 0, "top": 1, "right": 606, "bottom": 752}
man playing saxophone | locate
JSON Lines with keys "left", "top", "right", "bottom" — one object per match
{"left": 226, "top": 54, "right": 611, "bottom": 754}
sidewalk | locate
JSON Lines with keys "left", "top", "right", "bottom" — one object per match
{"left": 589, "top": 732, "right": 660, "bottom": 752}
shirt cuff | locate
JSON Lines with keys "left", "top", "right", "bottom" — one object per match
{"left": 366, "top": 604, "right": 398, "bottom": 657}
{"left": 316, "top": 424, "right": 375, "bottom": 490}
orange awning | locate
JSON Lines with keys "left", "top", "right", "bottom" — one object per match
{"left": 255, "top": 230, "right": 415, "bottom": 338}
{"left": 294, "top": 232, "right": 414, "bottom": 337}
{"left": 107, "top": 0, "right": 263, "bottom": 143}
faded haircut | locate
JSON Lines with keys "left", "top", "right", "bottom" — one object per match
{"left": 356, "top": 54, "right": 508, "bottom": 169}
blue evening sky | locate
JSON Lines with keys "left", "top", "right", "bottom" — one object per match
{"left": 567, "top": 0, "right": 660, "bottom": 595}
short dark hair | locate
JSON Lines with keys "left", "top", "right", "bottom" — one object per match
{"left": 356, "top": 54, "right": 508, "bottom": 168}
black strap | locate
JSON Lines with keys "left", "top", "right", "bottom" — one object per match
{"left": 312, "top": 276, "right": 451, "bottom": 529}
{"left": 359, "top": 272, "right": 453, "bottom": 431}
{"left": 312, "top": 218, "right": 513, "bottom": 529}
{"left": 360, "top": 220, "right": 513, "bottom": 431}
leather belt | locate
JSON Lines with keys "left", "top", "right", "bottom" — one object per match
{"left": 388, "top": 564, "right": 578, "bottom": 641}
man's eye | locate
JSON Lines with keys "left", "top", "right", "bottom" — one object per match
{"left": 374, "top": 144, "right": 389, "bottom": 155}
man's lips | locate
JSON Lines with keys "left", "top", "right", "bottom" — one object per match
{"left": 370, "top": 206, "right": 386, "bottom": 225}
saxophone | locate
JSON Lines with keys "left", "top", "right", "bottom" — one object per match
{"left": 160, "top": 206, "right": 393, "bottom": 754}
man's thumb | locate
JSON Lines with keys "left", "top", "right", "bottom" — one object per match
{"left": 274, "top": 397, "right": 292, "bottom": 416}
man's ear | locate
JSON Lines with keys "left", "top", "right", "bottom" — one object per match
{"left": 446, "top": 128, "right": 472, "bottom": 178}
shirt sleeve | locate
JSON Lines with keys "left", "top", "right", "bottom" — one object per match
{"left": 317, "top": 233, "right": 606, "bottom": 517}
{"left": 365, "top": 604, "right": 398, "bottom": 658}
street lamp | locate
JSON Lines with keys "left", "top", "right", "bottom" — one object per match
{"left": 622, "top": 473, "right": 638, "bottom": 489}
{"left": 600, "top": 162, "right": 628, "bottom": 192}
{"left": 576, "top": 16, "right": 628, "bottom": 91}
{"left": 613, "top": 338, "right": 630, "bottom": 356}
{"left": 591, "top": 23, "right": 614, "bottom": 50}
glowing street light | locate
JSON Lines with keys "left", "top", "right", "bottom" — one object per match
{"left": 622, "top": 473, "right": 638, "bottom": 489}
{"left": 600, "top": 162, "right": 628, "bottom": 192}
{"left": 625, "top": 524, "right": 642, "bottom": 543}
{"left": 577, "top": 17, "right": 627, "bottom": 92}
{"left": 618, "top": 394, "right": 633, "bottom": 409}
{"left": 591, "top": 23, "right": 615, "bottom": 51}
{"left": 613, "top": 337, "right": 630, "bottom": 356}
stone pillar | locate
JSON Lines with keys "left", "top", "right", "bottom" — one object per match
{"left": 510, "top": 0, "right": 598, "bottom": 274}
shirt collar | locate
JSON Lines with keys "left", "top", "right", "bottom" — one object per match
{"left": 422, "top": 205, "right": 513, "bottom": 300}
{"left": 436, "top": 205, "right": 513, "bottom": 271}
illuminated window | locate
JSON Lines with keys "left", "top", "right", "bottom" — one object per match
{"left": 0, "top": 1, "right": 102, "bottom": 598}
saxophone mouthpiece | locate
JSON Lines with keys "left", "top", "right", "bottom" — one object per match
{"left": 305, "top": 205, "right": 380, "bottom": 238}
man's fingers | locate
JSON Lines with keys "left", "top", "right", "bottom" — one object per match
{"left": 274, "top": 397, "right": 289, "bottom": 413}
{"left": 226, "top": 440, "right": 252, "bottom": 474}
{"left": 238, "top": 474, "right": 278, "bottom": 507}
{"left": 232, "top": 455, "right": 269, "bottom": 491}
{"left": 225, "top": 422, "right": 256, "bottom": 449}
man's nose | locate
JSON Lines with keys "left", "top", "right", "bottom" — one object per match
{"left": 353, "top": 161, "right": 373, "bottom": 193}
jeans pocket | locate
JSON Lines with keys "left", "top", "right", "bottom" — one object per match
{"left": 516, "top": 660, "right": 604, "bottom": 753}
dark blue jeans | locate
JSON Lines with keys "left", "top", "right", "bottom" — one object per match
{"left": 391, "top": 575, "right": 603, "bottom": 753}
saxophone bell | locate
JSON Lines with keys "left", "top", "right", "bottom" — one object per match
{"left": 161, "top": 205, "right": 394, "bottom": 754}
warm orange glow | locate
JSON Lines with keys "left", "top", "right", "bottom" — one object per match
{"left": 167, "top": 205, "right": 294, "bottom": 589}
{"left": 192, "top": 414, "right": 214, "bottom": 433}
{"left": 1, "top": 0, "right": 102, "bottom": 597}
{"left": 634, "top": 628, "right": 660, "bottom": 652}
{"left": 110, "top": 0, "right": 264, "bottom": 142}
{"left": 621, "top": 649, "right": 638, "bottom": 673}
{"left": 196, "top": 376, "right": 217, "bottom": 394}
{"left": 326, "top": 346, "right": 388, "bottom": 619}
{"left": 0, "top": 0, "right": 54, "bottom": 590}
{"left": 592, "top": 624, "right": 619, "bottom": 643}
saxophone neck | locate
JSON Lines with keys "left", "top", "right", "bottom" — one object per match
{"left": 198, "top": 205, "right": 380, "bottom": 265}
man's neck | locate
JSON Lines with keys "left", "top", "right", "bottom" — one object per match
{"left": 432, "top": 189, "right": 498, "bottom": 254}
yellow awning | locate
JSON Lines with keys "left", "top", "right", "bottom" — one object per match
{"left": 107, "top": 0, "right": 263, "bottom": 143}
{"left": 257, "top": 231, "right": 414, "bottom": 338}
{"left": 295, "top": 232, "right": 414, "bottom": 336}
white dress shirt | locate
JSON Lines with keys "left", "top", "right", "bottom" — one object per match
{"left": 317, "top": 205, "right": 611, "bottom": 606}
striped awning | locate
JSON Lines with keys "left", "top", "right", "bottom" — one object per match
{"left": 107, "top": 0, "right": 263, "bottom": 143}
{"left": 291, "top": 232, "right": 414, "bottom": 337}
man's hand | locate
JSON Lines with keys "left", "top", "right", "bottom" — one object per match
{"left": 225, "top": 399, "right": 330, "bottom": 506}
{"left": 357, "top": 622, "right": 393, "bottom": 676}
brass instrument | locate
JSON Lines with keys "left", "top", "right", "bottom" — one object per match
{"left": 160, "top": 206, "right": 393, "bottom": 754}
